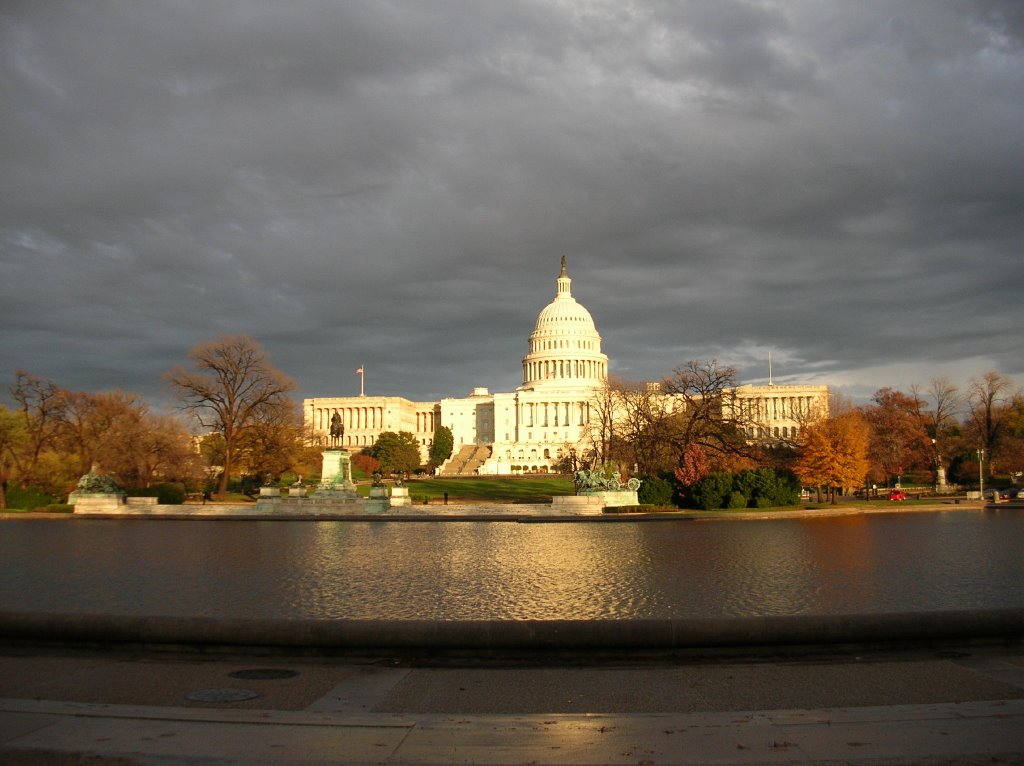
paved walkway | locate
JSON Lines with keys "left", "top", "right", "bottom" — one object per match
{"left": 34, "top": 499, "right": 1003, "bottom": 524}
{"left": 1, "top": 645, "right": 1022, "bottom": 764}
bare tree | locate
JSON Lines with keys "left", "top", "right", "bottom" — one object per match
{"left": 132, "top": 411, "right": 202, "bottom": 489}
{"left": 925, "top": 377, "right": 963, "bottom": 437}
{"left": 9, "top": 371, "right": 67, "bottom": 489}
{"left": 909, "top": 377, "right": 962, "bottom": 480}
{"left": 965, "top": 371, "right": 1015, "bottom": 473}
{"left": 583, "top": 378, "right": 622, "bottom": 467}
{"left": 0, "top": 406, "right": 27, "bottom": 509}
{"left": 237, "top": 398, "right": 305, "bottom": 480}
{"left": 62, "top": 389, "right": 148, "bottom": 477}
{"left": 660, "top": 359, "right": 752, "bottom": 469}
{"left": 165, "top": 335, "right": 296, "bottom": 497}
{"left": 615, "top": 381, "right": 678, "bottom": 476}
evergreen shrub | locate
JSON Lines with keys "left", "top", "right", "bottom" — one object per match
{"left": 689, "top": 472, "right": 734, "bottom": 510}
{"left": 727, "top": 490, "right": 748, "bottom": 509}
{"left": 686, "top": 468, "right": 801, "bottom": 510}
{"left": 6, "top": 487, "right": 59, "bottom": 510}
{"left": 637, "top": 474, "right": 675, "bottom": 506}
{"left": 127, "top": 483, "right": 186, "bottom": 504}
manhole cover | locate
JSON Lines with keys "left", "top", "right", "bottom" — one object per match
{"left": 229, "top": 668, "right": 300, "bottom": 680}
{"left": 185, "top": 688, "right": 260, "bottom": 703}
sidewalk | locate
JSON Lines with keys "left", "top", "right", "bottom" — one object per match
{"left": 1, "top": 645, "right": 1022, "bottom": 764}
{"left": 26, "top": 497, "right": 999, "bottom": 521}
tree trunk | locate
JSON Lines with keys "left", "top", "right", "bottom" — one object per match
{"left": 218, "top": 436, "right": 232, "bottom": 498}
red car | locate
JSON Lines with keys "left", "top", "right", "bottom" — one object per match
{"left": 888, "top": 489, "right": 906, "bottom": 501}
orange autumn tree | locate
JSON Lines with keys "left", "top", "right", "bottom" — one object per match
{"left": 794, "top": 411, "right": 870, "bottom": 504}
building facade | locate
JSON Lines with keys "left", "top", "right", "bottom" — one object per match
{"left": 304, "top": 259, "right": 828, "bottom": 474}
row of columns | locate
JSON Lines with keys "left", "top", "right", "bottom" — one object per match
{"left": 416, "top": 411, "right": 436, "bottom": 433}
{"left": 313, "top": 406, "right": 384, "bottom": 431}
{"left": 739, "top": 395, "right": 818, "bottom": 422}
{"left": 751, "top": 425, "right": 801, "bottom": 440}
{"left": 517, "top": 400, "right": 591, "bottom": 429}
{"left": 313, "top": 406, "right": 436, "bottom": 435}
{"left": 524, "top": 358, "right": 606, "bottom": 383}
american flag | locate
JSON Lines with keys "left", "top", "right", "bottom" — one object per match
{"left": 356, "top": 367, "right": 363, "bottom": 374}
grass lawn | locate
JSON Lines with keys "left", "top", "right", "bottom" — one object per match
{"left": 405, "top": 476, "right": 575, "bottom": 503}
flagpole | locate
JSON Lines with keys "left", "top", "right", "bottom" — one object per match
{"left": 358, "top": 366, "right": 365, "bottom": 397}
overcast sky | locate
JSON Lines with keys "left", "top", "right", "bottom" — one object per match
{"left": 2, "top": 1, "right": 1022, "bottom": 410}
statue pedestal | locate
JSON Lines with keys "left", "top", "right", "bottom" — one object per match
{"left": 255, "top": 486, "right": 281, "bottom": 512}
{"left": 69, "top": 492, "right": 125, "bottom": 514}
{"left": 320, "top": 450, "right": 356, "bottom": 490}
{"left": 550, "top": 495, "right": 605, "bottom": 513}
{"left": 389, "top": 486, "right": 411, "bottom": 507}
{"left": 586, "top": 489, "right": 639, "bottom": 507}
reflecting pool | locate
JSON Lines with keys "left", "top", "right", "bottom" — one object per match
{"left": 1, "top": 510, "right": 1021, "bottom": 619}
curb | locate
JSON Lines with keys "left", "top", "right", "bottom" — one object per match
{"left": 2, "top": 609, "right": 1021, "bottom": 654}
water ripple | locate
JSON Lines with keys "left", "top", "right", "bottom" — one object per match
{"left": 1, "top": 511, "right": 1021, "bottom": 619}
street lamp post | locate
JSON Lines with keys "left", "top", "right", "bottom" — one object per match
{"left": 977, "top": 448, "right": 985, "bottom": 499}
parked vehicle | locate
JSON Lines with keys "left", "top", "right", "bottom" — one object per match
{"left": 888, "top": 489, "right": 906, "bottom": 501}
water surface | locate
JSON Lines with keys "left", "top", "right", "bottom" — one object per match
{"left": 2, "top": 510, "right": 1020, "bottom": 619}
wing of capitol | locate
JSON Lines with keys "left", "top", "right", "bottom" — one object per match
{"left": 304, "top": 259, "right": 829, "bottom": 475}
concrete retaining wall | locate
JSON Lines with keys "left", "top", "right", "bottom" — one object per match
{"left": 1, "top": 609, "right": 1020, "bottom": 655}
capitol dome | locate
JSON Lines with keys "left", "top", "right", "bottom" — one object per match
{"left": 521, "top": 258, "right": 608, "bottom": 389}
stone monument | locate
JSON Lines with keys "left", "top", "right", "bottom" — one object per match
{"left": 317, "top": 449, "right": 357, "bottom": 493}
{"left": 68, "top": 465, "right": 125, "bottom": 513}
{"left": 256, "top": 449, "right": 387, "bottom": 512}
{"left": 389, "top": 473, "right": 411, "bottom": 507}
{"left": 369, "top": 471, "right": 389, "bottom": 504}
{"left": 550, "top": 466, "right": 641, "bottom": 511}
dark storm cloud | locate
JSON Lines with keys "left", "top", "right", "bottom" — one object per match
{"left": 1, "top": 0, "right": 1022, "bottom": 408}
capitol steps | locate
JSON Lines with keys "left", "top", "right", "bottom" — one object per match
{"left": 439, "top": 444, "right": 493, "bottom": 476}
{"left": 460, "top": 444, "right": 492, "bottom": 475}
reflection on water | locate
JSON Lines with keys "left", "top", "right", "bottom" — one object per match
{"left": 1, "top": 511, "right": 1021, "bottom": 619}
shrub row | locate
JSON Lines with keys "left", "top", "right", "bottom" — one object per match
{"left": 125, "top": 483, "right": 187, "bottom": 505}
{"left": 687, "top": 468, "right": 801, "bottom": 510}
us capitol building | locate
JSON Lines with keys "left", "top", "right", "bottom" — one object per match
{"left": 304, "top": 260, "right": 828, "bottom": 475}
